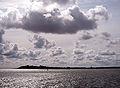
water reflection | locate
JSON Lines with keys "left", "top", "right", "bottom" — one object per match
{"left": 0, "top": 69, "right": 120, "bottom": 88}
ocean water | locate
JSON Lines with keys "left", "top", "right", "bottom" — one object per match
{"left": 0, "top": 69, "right": 120, "bottom": 88}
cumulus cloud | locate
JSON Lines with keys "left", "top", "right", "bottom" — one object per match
{"left": 79, "top": 32, "right": 94, "bottom": 40}
{"left": 0, "top": 28, "right": 5, "bottom": 56}
{"left": 0, "top": 42, "right": 18, "bottom": 59}
{"left": 38, "top": 0, "right": 76, "bottom": 6}
{"left": 20, "top": 6, "right": 97, "bottom": 34}
{"left": 100, "top": 50, "right": 116, "bottom": 56}
{"left": 75, "top": 41, "right": 86, "bottom": 48}
{"left": 30, "top": 34, "right": 55, "bottom": 49}
{"left": 50, "top": 47, "right": 64, "bottom": 57}
{"left": 108, "top": 39, "right": 120, "bottom": 45}
{"left": 73, "top": 49, "right": 84, "bottom": 55}
{"left": 0, "top": 31, "right": 66, "bottom": 66}
{"left": 102, "top": 32, "right": 111, "bottom": 38}
{"left": 87, "top": 5, "right": 109, "bottom": 21}
{"left": 73, "top": 49, "right": 85, "bottom": 63}
{"left": 0, "top": 7, "right": 22, "bottom": 29}
{"left": 0, "top": 42, "right": 25, "bottom": 59}
{"left": 100, "top": 32, "right": 111, "bottom": 41}
{"left": 24, "top": 50, "right": 41, "bottom": 60}
{"left": 53, "top": 59, "right": 67, "bottom": 65}
{"left": 0, "top": 28, "right": 4, "bottom": 43}
{"left": 0, "top": 55, "right": 4, "bottom": 61}
{"left": 73, "top": 41, "right": 117, "bottom": 66}
{"left": 0, "top": 0, "right": 109, "bottom": 34}
{"left": 0, "top": 39, "right": 42, "bottom": 61}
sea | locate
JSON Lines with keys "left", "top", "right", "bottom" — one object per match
{"left": 0, "top": 69, "right": 120, "bottom": 88}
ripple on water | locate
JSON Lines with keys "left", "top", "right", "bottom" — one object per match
{"left": 0, "top": 69, "right": 120, "bottom": 88}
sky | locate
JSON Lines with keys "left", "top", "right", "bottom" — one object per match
{"left": 0, "top": 0, "right": 120, "bottom": 68}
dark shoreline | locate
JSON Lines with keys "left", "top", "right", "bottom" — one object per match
{"left": 17, "top": 65, "right": 120, "bottom": 69}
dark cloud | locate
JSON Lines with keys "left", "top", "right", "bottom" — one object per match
{"left": 21, "top": 7, "right": 96, "bottom": 34}
{"left": 0, "top": 2, "right": 109, "bottom": 34}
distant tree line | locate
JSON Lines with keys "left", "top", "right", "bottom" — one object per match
{"left": 18, "top": 65, "right": 120, "bottom": 69}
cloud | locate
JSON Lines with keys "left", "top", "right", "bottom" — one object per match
{"left": 26, "top": 50, "right": 41, "bottom": 60}
{"left": 0, "top": 0, "right": 109, "bottom": 34}
{"left": 30, "top": 34, "right": 55, "bottom": 49}
{"left": 73, "top": 49, "right": 84, "bottom": 55}
{"left": 0, "top": 55, "right": 4, "bottom": 61}
{"left": 1, "top": 43, "right": 23, "bottom": 59}
{"left": 58, "top": 61, "right": 67, "bottom": 65}
{"left": 102, "top": 32, "right": 111, "bottom": 38}
{"left": 87, "top": 5, "right": 109, "bottom": 21}
{"left": 108, "top": 39, "right": 120, "bottom": 45}
{"left": 94, "top": 54, "right": 116, "bottom": 66}
{"left": 73, "top": 49, "right": 85, "bottom": 63}
{"left": 0, "top": 31, "right": 66, "bottom": 66}
{"left": 79, "top": 32, "right": 94, "bottom": 40}
{"left": 20, "top": 6, "right": 97, "bottom": 34}
{"left": 75, "top": 41, "right": 86, "bottom": 48}
{"left": 0, "top": 28, "right": 4, "bottom": 43}
{"left": 100, "top": 50, "right": 116, "bottom": 56}
{"left": 0, "top": 38, "right": 42, "bottom": 61}
{"left": 53, "top": 59, "right": 67, "bottom": 65}
{"left": 39, "top": 0, "right": 76, "bottom": 6}
{"left": 73, "top": 43, "right": 117, "bottom": 66}
{"left": 99, "top": 32, "right": 111, "bottom": 41}
{"left": 0, "top": 28, "right": 5, "bottom": 55}
{"left": 0, "top": 7, "right": 22, "bottom": 29}
{"left": 50, "top": 47, "right": 64, "bottom": 57}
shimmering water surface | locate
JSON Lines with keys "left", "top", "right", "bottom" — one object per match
{"left": 0, "top": 69, "right": 120, "bottom": 88}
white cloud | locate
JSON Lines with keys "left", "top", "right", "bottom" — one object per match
{"left": 102, "top": 32, "right": 111, "bottom": 38}
{"left": 79, "top": 32, "right": 94, "bottom": 40}
{"left": 100, "top": 50, "right": 116, "bottom": 56}
{"left": 49, "top": 47, "right": 65, "bottom": 57}
{"left": 87, "top": 5, "right": 109, "bottom": 21}
{"left": 73, "top": 49, "right": 84, "bottom": 55}
{"left": 30, "top": 34, "right": 55, "bottom": 49}
{"left": 0, "top": 28, "right": 4, "bottom": 43}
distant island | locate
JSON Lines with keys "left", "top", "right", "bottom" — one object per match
{"left": 18, "top": 65, "right": 120, "bottom": 69}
